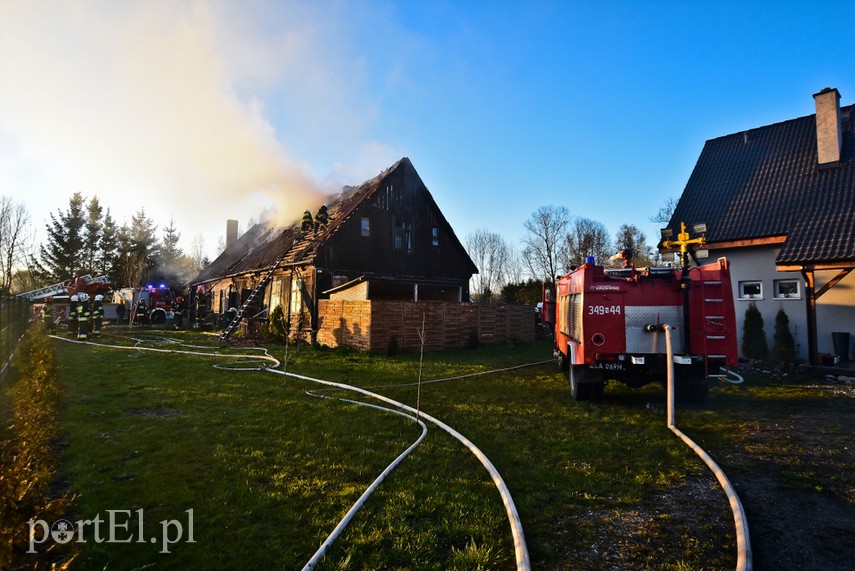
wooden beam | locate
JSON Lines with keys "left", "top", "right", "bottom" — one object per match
{"left": 801, "top": 269, "right": 818, "bottom": 366}
{"left": 777, "top": 262, "right": 855, "bottom": 271}
{"left": 704, "top": 236, "right": 787, "bottom": 250}
{"left": 816, "top": 268, "right": 853, "bottom": 299}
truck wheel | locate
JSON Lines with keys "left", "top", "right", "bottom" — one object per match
{"left": 569, "top": 365, "right": 603, "bottom": 401}
{"left": 150, "top": 309, "right": 166, "bottom": 324}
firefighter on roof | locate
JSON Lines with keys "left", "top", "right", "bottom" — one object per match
{"left": 301, "top": 209, "right": 313, "bottom": 235}
{"left": 43, "top": 296, "right": 55, "bottom": 333}
{"left": 93, "top": 294, "right": 104, "bottom": 336}
{"left": 77, "top": 293, "right": 91, "bottom": 340}
{"left": 314, "top": 204, "right": 329, "bottom": 233}
{"left": 68, "top": 295, "right": 79, "bottom": 338}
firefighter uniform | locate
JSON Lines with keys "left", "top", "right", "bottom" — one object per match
{"left": 92, "top": 295, "right": 104, "bottom": 336}
{"left": 68, "top": 295, "right": 79, "bottom": 338}
{"left": 43, "top": 297, "right": 56, "bottom": 333}
{"left": 135, "top": 299, "right": 148, "bottom": 326}
{"left": 314, "top": 204, "right": 329, "bottom": 233}
{"left": 77, "top": 294, "right": 91, "bottom": 340}
{"left": 173, "top": 296, "right": 186, "bottom": 330}
{"left": 301, "top": 209, "right": 313, "bottom": 234}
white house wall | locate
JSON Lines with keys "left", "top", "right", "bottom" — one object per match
{"left": 708, "top": 247, "right": 855, "bottom": 361}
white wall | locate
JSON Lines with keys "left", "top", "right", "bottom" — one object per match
{"left": 703, "top": 247, "right": 855, "bottom": 362}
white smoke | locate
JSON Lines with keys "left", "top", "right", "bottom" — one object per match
{"left": 0, "top": 1, "right": 395, "bottom": 250}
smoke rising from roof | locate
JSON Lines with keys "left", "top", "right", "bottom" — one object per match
{"left": 0, "top": 1, "right": 355, "bottom": 244}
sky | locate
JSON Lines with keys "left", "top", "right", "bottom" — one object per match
{"left": 1, "top": 0, "right": 853, "bottom": 264}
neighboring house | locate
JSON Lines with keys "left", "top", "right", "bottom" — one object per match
{"left": 665, "top": 88, "right": 855, "bottom": 364}
{"left": 190, "top": 157, "right": 480, "bottom": 343}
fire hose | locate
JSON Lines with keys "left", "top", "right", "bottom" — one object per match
{"left": 663, "top": 325, "right": 752, "bottom": 571}
{"left": 50, "top": 334, "right": 531, "bottom": 571}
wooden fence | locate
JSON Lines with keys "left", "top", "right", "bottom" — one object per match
{"left": 317, "top": 300, "right": 535, "bottom": 352}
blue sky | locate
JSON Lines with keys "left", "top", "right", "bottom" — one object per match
{"left": 1, "top": 1, "right": 853, "bottom": 262}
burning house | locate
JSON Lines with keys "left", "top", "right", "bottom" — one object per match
{"left": 189, "top": 158, "right": 532, "bottom": 350}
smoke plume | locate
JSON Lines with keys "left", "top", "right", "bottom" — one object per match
{"left": 0, "top": 1, "right": 345, "bottom": 245}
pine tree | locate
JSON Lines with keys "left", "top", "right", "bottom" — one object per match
{"left": 129, "top": 208, "right": 159, "bottom": 271}
{"left": 82, "top": 196, "right": 103, "bottom": 274}
{"left": 772, "top": 307, "right": 797, "bottom": 364}
{"left": 741, "top": 302, "right": 768, "bottom": 361}
{"left": 38, "top": 192, "right": 86, "bottom": 281}
{"left": 99, "top": 209, "right": 118, "bottom": 277}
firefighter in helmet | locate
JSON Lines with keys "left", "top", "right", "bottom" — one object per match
{"left": 173, "top": 295, "right": 186, "bottom": 330}
{"left": 301, "top": 209, "right": 313, "bottom": 235}
{"left": 92, "top": 294, "right": 104, "bottom": 336}
{"left": 135, "top": 298, "right": 149, "bottom": 327}
{"left": 314, "top": 203, "right": 329, "bottom": 234}
{"left": 77, "top": 293, "right": 91, "bottom": 340}
{"left": 43, "top": 296, "right": 56, "bottom": 333}
{"left": 68, "top": 295, "right": 79, "bottom": 338}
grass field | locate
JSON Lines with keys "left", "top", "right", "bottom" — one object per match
{"left": 44, "top": 328, "right": 852, "bottom": 569}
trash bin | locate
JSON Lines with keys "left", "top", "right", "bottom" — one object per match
{"left": 832, "top": 332, "right": 851, "bottom": 363}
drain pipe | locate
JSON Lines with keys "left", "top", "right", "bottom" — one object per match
{"left": 663, "top": 325, "right": 752, "bottom": 571}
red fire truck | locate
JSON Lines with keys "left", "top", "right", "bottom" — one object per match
{"left": 551, "top": 226, "right": 738, "bottom": 403}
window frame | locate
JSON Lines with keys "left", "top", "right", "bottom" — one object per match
{"left": 360, "top": 217, "right": 370, "bottom": 238}
{"left": 773, "top": 278, "right": 801, "bottom": 300}
{"left": 738, "top": 280, "right": 763, "bottom": 300}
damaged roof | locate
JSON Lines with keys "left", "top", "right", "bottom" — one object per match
{"left": 191, "top": 157, "right": 472, "bottom": 285}
{"left": 667, "top": 103, "right": 855, "bottom": 266}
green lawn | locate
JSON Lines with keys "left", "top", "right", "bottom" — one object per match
{"left": 53, "top": 330, "right": 745, "bottom": 570}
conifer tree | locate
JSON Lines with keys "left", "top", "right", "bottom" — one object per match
{"left": 772, "top": 307, "right": 797, "bottom": 364}
{"left": 38, "top": 192, "right": 86, "bottom": 281}
{"left": 99, "top": 209, "right": 118, "bottom": 277}
{"left": 82, "top": 196, "right": 103, "bottom": 274}
{"left": 741, "top": 302, "right": 768, "bottom": 361}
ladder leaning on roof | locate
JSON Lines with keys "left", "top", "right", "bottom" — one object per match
{"left": 218, "top": 234, "right": 316, "bottom": 342}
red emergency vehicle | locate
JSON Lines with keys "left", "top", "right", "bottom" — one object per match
{"left": 552, "top": 251, "right": 738, "bottom": 403}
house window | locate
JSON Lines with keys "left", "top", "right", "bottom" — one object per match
{"left": 738, "top": 280, "right": 763, "bottom": 300}
{"left": 774, "top": 279, "right": 800, "bottom": 299}
{"left": 394, "top": 220, "right": 413, "bottom": 252}
{"left": 290, "top": 278, "right": 303, "bottom": 313}
{"left": 361, "top": 217, "right": 370, "bottom": 237}
{"left": 431, "top": 226, "right": 440, "bottom": 247}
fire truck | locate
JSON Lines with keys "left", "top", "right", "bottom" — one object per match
{"left": 551, "top": 224, "right": 738, "bottom": 403}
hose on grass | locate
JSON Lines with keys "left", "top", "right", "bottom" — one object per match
{"left": 664, "top": 325, "right": 752, "bottom": 571}
{"left": 50, "top": 334, "right": 531, "bottom": 571}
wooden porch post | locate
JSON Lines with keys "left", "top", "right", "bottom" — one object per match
{"left": 801, "top": 269, "right": 818, "bottom": 366}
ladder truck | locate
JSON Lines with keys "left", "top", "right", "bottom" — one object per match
{"left": 550, "top": 223, "right": 738, "bottom": 403}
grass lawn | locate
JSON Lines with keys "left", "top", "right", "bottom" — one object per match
{"left": 52, "top": 329, "right": 759, "bottom": 570}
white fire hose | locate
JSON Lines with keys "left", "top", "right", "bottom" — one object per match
{"left": 51, "top": 335, "right": 531, "bottom": 571}
{"left": 663, "top": 325, "right": 752, "bottom": 571}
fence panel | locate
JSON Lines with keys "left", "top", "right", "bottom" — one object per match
{"left": 1, "top": 295, "right": 31, "bottom": 381}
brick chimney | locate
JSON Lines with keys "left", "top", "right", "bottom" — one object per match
{"left": 226, "top": 219, "right": 238, "bottom": 250}
{"left": 813, "top": 87, "right": 842, "bottom": 168}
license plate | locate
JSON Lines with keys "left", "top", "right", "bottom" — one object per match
{"left": 591, "top": 362, "right": 624, "bottom": 371}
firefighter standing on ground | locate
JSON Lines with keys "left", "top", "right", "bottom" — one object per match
{"left": 173, "top": 295, "right": 186, "bottom": 330}
{"left": 92, "top": 294, "right": 104, "bottom": 336}
{"left": 135, "top": 298, "right": 148, "bottom": 327}
{"left": 43, "top": 297, "right": 55, "bottom": 333}
{"left": 77, "top": 293, "right": 91, "bottom": 340}
{"left": 68, "top": 295, "right": 79, "bottom": 338}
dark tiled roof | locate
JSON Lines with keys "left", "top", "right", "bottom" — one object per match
{"left": 668, "top": 103, "right": 855, "bottom": 265}
{"left": 191, "top": 157, "right": 412, "bottom": 284}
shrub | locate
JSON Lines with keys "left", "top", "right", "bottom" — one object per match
{"left": 269, "top": 305, "right": 288, "bottom": 340}
{"left": 772, "top": 307, "right": 797, "bottom": 365}
{"left": 387, "top": 334, "right": 399, "bottom": 356}
{"left": 465, "top": 327, "right": 480, "bottom": 350}
{"left": 741, "top": 302, "right": 768, "bottom": 361}
{"left": 0, "top": 321, "right": 76, "bottom": 568}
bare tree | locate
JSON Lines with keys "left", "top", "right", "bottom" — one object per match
{"left": 0, "top": 196, "right": 32, "bottom": 294}
{"left": 650, "top": 196, "right": 678, "bottom": 226}
{"left": 465, "top": 228, "right": 512, "bottom": 302}
{"left": 521, "top": 205, "right": 570, "bottom": 282}
{"left": 190, "top": 234, "right": 210, "bottom": 274}
{"left": 613, "top": 224, "right": 655, "bottom": 268}
{"left": 564, "top": 217, "right": 612, "bottom": 268}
